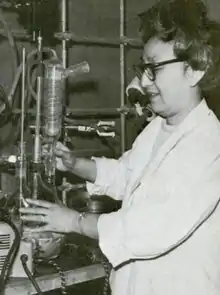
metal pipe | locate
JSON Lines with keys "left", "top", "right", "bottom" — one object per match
{"left": 120, "top": 0, "right": 126, "bottom": 153}
{"left": 65, "top": 107, "right": 130, "bottom": 117}
{"left": 19, "top": 48, "right": 29, "bottom": 208}
{"left": 13, "top": 107, "right": 121, "bottom": 116}
{"left": 54, "top": 32, "right": 142, "bottom": 48}
{"left": 61, "top": 0, "right": 68, "bottom": 69}
{"left": 20, "top": 48, "right": 26, "bottom": 171}
{"left": 0, "top": 28, "right": 142, "bottom": 48}
{"left": 14, "top": 106, "right": 139, "bottom": 117}
{"left": 61, "top": 0, "right": 68, "bottom": 206}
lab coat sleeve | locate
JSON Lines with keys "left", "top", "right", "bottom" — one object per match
{"left": 97, "top": 160, "right": 220, "bottom": 268}
{"left": 86, "top": 150, "right": 132, "bottom": 200}
{"left": 86, "top": 117, "right": 161, "bottom": 200}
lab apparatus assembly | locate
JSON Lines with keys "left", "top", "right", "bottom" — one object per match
{"left": 0, "top": 1, "right": 155, "bottom": 294}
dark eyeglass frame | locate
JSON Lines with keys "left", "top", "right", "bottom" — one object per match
{"left": 133, "top": 58, "right": 184, "bottom": 81}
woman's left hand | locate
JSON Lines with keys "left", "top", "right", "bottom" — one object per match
{"left": 19, "top": 199, "right": 79, "bottom": 233}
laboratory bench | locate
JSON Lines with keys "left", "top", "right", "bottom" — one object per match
{"left": 4, "top": 235, "right": 107, "bottom": 295}
{"left": 5, "top": 264, "right": 105, "bottom": 295}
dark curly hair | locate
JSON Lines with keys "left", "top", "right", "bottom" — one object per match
{"left": 138, "top": 0, "right": 220, "bottom": 97}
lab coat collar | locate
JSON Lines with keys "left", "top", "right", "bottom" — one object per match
{"left": 145, "top": 99, "right": 212, "bottom": 177}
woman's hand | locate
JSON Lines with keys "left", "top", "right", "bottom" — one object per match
{"left": 20, "top": 198, "right": 79, "bottom": 233}
{"left": 54, "top": 142, "right": 77, "bottom": 172}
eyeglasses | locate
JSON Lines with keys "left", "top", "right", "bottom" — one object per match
{"left": 133, "top": 58, "right": 184, "bottom": 81}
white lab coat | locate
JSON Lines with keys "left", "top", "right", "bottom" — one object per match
{"left": 87, "top": 100, "right": 220, "bottom": 295}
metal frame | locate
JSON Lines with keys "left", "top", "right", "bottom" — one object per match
{"left": 58, "top": 0, "right": 132, "bottom": 154}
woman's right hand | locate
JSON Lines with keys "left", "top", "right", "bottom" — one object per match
{"left": 55, "top": 142, "right": 76, "bottom": 172}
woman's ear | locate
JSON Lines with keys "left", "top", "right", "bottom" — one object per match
{"left": 185, "top": 66, "right": 205, "bottom": 87}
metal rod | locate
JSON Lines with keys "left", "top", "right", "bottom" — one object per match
{"left": 54, "top": 32, "right": 142, "bottom": 48}
{"left": 66, "top": 108, "right": 123, "bottom": 116}
{"left": 65, "top": 106, "right": 138, "bottom": 117}
{"left": 120, "top": 0, "right": 126, "bottom": 153}
{"left": 13, "top": 106, "right": 138, "bottom": 117}
{"left": 14, "top": 107, "right": 121, "bottom": 116}
{"left": 61, "top": 0, "right": 68, "bottom": 206}
{"left": 20, "top": 48, "right": 26, "bottom": 169}
{"left": 0, "top": 29, "right": 142, "bottom": 48}
{"left": 61, "top": 0, "right": 68, "bottom": 69}
{"left": 19, "top": 48, "right": 28, "bottom": 208}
